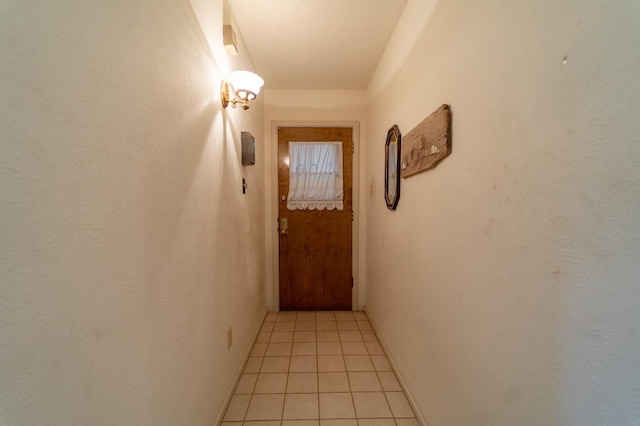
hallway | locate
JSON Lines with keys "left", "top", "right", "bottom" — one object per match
{"left": 222, "top": 311, "right": 418, "bottom": 425}
{"left": 3, "top": 1, "right": 639, "bottom": 425}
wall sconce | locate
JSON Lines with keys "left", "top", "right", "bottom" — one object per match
{"left": 220, "top": 70, "right": 264, "bottom": 110}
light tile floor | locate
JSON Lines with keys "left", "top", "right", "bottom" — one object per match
{"left": 222, "top": 311, "right": 418, "bottom": 426}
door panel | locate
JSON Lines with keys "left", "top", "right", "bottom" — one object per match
{"left": 278, "top": 127, "right": 352, "bottom": 311}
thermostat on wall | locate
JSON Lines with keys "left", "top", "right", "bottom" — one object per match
{"left": 241, "top": 132, "right": 255, "bottom": 166}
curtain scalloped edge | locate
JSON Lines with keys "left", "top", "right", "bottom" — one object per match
{"left": 287, "top": 201, "right": 344, "bottom": 211}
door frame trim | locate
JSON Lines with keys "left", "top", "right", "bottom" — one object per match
{"left": 267, "top": 121, "right": 362, "bottom": 312}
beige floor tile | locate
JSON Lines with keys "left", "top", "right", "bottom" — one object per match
{"left": 318, "top": 372, "right": 350, "bottom": 393}
{"left": 245, "top": 394, "right": 285, "bottom": 421}
{"left": 292, "top": 342, "right": 317, "bottom": 356}
{"left": 296, "top": 312, "right": 317, "bottom": 322}
{"left": 370, "top": 355, "right": 391, "bottom": 372}
{"left": 334, "top": 311, "right": 355, "bottom": 321}
{"left": 394, "top": 418, "right": 419, "bottom": 426}
{"left": 357, "top": 320, "right": 372, "bottom": 330}
{"left": 220, "top": 422, "right": 243, "bottom": 426}
{"left": 244, "top": 357, "right": 263, "bottom": 374}
{"left": 365, "top": 341, "right": 384, "bottom": 355}
{"left": 357, "top": 419, "right": 395, "bottom": 426}
{"left": 294, "top": 331, "right": 317, "bottom": 342}
{"left": 316, "top": 321, "right": 338, "bottom": 331}
{"left": 347, "top": 372, "right": 382, "bottom": 392}
{"left": 283, "top": 393, "right": 319, "bottom": 420}
{"left": 360, "top": 330, "right": 378, "bottom": 342}
{"left": 315, "top": 312, "right": 335, "bottom": 321}
{"left": 317, "top": 341, "right": 342, "bottom": 355}
{"left": 244, "top": 422, "right": 281, "bottom": 426}
{"left": 385, "top": 391, "right": 414, "bottom": 417}
{"left": 320, "top": 420, "right": 357, "bottom": 426}
{"left": 337, "top": 321, "right": 359, "bottom": 330}
{"left": 265, "top": 313, "right": 278, "bottom": 322}
{"left": 290, "top": 356, "right": 318, "bottom": 373}
{"left": 295, "top": 322, "right": 317, "bottom": 331}
{"left": 283, "top": 420, "right": 320, "bottom": 426}
{"left": 319, "top": 393, "right": 356, "bottom": 419}
{"left": 287, "top": 372, "right": 318, "bottom": 393}
{"left": 353, "top": 312, "right": 367, "bottom": 321}
{"left": 271, "top": 331, "right": 295, "bottom": 343}
{"left": 261, "top": 322, "right": 275, "bottom": 332}
{"left": 277, "top": 312, "right": 297, "bottom": 322}
{"left": 235, "top": 373, "right": 258, "bottom": 394}
{"left": 266, "top": 342, "right": 293, "bottom": 356}
{"left": 377, "top": 372, "right": 402, "bottom": 391}
{"left": 338, "top": 331, "right": 363, "bottom": 342}
{"left": 251, "top": 343, "right": 268, "bottom": 357}
{"left": 261, "top": 356, "right": 290, "bottom": 373}
{"left": 274, "top": 322, "right": 296, "bottom": 332}
{"left": 318, "top": 355, "right": 346, "bottom": 372}
{"left": 317, "top": 330, "right": 340, "bottom": 342}
{"left": 341, "top": 341, "right": 368, "bottom": 355}
{"left": 344, "top": 355, "right": 374, "bottom": 372}
{"left": 254, "top": 373, "right": 288, "bottom": 394}
{"left": 257, "top": 331, "right": 272, "bottom": 343}
{"left": 351, "top": 392, "right": 392, "bottom": 418}
{"left": 223, "top": 394, "right": 251, "bottom": 421}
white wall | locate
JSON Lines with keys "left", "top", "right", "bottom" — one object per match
{"left": 365, "top": 1, "right": 640, "bottom": 425}
{"left": 0, "top": 1, "right": 265, "bottom": 424}
{"left": 263, "top": 90, "right": 368, "bottom": 311}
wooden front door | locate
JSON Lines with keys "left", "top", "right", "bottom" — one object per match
{"left": 278, "top": 127, "right": 352, "bottom": 311}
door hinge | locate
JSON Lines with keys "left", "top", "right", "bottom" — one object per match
{"left": 352, "top": 142, "right": 354, "bottom": 153}
{"left": 351, "top": 277, "right": 354, "bottom": 288}
{"left": 351, "top": 210, "right": 354, "bottom": 221}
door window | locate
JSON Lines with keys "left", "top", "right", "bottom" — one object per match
{"left": 287, "top": 141, "right": 344, "bottom": 211}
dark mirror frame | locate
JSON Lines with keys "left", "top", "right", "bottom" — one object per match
{"left": 384, "top": 124, "right": 401, "bottom": 210}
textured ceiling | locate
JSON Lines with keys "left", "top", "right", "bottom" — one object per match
{"left": 227, "top": 0, "right": 408, "bottom": 90}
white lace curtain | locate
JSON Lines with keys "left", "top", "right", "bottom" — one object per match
{"left": 287, "top": 142, "right": 344, "bottom": 211}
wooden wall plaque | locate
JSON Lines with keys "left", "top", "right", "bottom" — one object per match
{"left": 400, "top": 104, "right": 452, "bottom": 178}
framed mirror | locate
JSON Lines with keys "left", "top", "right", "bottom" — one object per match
{"left": 384, "top": 124, "right": 401, "bottom": 210}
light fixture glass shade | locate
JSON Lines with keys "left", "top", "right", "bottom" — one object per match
{"left": 229, "top": 70, "right": 264, "bottom": 100}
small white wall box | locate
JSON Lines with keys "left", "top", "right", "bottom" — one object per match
{"left": 241, "top": 131, "right": 255, "bottom": 166}
{"left": 223, "top": 24, "right": 238, "bottom": 56}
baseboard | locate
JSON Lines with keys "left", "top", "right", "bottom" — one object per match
{"left": 364, "top": 307, "right": 429, "bottom": 426}
{"left": 214, "top": 309, "right": 268, "bottom": 425}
